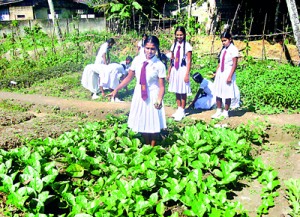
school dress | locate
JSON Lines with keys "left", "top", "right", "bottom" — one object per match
{"left": 127, "top": 55, "right": 167, "bottom": 133}
{"left": 168, "top": 41, "right": 192, "bottom": 94}
{"left": 194, "top": 78, "right": 216, "bottom": 110}
{"left": 95, "top": 42, "right": 109, "bottom": 64}
{"left": 120, "top": 60, "right": 130, "bottom": 76}
{"left": 137, "top": 40, "right": 145, "bottom": 56}
{"left": 99, "top": 63, "right": 125, "bottom": 90}
{"left": 214, "top": 43, "right": 239, "bottom": 99}
{"left": 81, "top": 64, "right": 102, "bottom": 94}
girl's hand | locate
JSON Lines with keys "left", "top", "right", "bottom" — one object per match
{"left": 106, "top": 90, "right": 117, "bottom": 98}
{"left": 154, "top": 101, "right": 162, "bottom": 110}
{"left": 184, "top": 74, "right": 190, "bottom": 83}
{"left": 226, "top": 76, "right": 232, "bottom": 84}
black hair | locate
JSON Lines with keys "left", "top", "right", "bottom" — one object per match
{"left": 192, "top": 72, "right": 204, "bottom": 84}
{"left": 218, "top": 31, "right": 234, "bottom": 62}
{"left": 141, "top": 34, "right": 148, "bottom": 47}
{"left": 220, "top": 31, "right": 231, "bottom": 39}
{"left": 144, "top": 35, "right": 162, "bottom": 60}
{"left": 107, "top": 38, "right": 115, "bottom": 44}
{"left": 172, "top": 26, "right": 187, "bottom": 66}
{"left": 126, "top": 56, "right": 133, "bottom": 62}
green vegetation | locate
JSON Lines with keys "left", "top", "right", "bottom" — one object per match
{"left": 0, "top": 115, "right": 281, "bottom": 216}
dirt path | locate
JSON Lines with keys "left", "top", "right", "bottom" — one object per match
{"left": 1, "top": 91, "right": 299, "bottom": 126}
{"left": 0, "top": 91, "right": 300, "bottom": 217}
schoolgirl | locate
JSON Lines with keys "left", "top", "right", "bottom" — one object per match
{"left": 108, "top": 36, "right": 166, "bottom": 147}
{"left": 167, "top": 26, "right": 192, "bottom": 121}
{"left": 95, "top": 38, "right": 115, "bottom": 65}
{"left": 211, "top": 31, "right": 239, "bottom": 119}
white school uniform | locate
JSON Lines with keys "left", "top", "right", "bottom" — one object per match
{"left": 81, "top": 64, "right": 102, "bottom": 94}
{"left": 168, "top": 41, "right": 192, "bottom": 94}
{"left": 127, "top": 55, "right": 167, "bottom": 133}
{"left": 95, "top": 42, "right": 109, "bottom": 65}
{"left": 214, "top": 43, "right": 239, "bottom": 99}
{"left": 194, "top": 79, "right": 216, "bottom": 110}
{"left": 81, "top": 63, "right": 124, "bottom": 93}
{"left": 137, "top": 40, "right": 145, "bottom": 56}
{"left": 99, "top": 63, "right": 125, "bottom": 90}
{"left": 194, "top": 78, "right": 240, "bottom": 109}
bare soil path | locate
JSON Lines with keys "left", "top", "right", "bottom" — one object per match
{"left": 0, "top": 91, "right": 300, "bottom": 217}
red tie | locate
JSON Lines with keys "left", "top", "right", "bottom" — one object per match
{"left": 221, "top": 50, "right": 227, "bottom": 72}
{"left": 140, "top": 61, "right": 149, "bottom": 100}
{"left": 174, "top": 45, "right": 181, "bottom": 70}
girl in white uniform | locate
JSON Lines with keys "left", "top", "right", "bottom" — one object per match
{"left": 108, "top": 36, "right": 166, "bottom": 147}
{"left": 188, "top": 73, "right": 216, "bottom": 110}
{"left": 212, "top": 31, "right": 239, "bottom": 119}
{"left": 81, "top": 63, "right": 125, "bottom": 100}
{"left": 167, "top": 26, "right": 192, "bottom": 121}
{"left": 95, "top": 38, "right": 115, "bottom": 65}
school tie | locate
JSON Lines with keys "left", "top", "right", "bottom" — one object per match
{"left": 174, "top": 45, "right": 181, "bottom": 70}
{"left": 221, "top": 49, "right": 227, "bottom": 72}
{"left": 140, "top": 61, "right": 149, "bottom": 100}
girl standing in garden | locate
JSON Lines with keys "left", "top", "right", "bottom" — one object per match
{"left": 167, "top": 26, "right": 193, "bottom": 121}
{"left": 107, "top": 35, "right": 166, "bottom": 147}
{"left": 211, "top": 31, "right": 239, "bottom": 119}
{"left": 95, "top": 38, "right": 115, "bottom": 65}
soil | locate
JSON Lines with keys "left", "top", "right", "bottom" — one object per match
{"left": 0, "top": 91, "right": 299, "bottom": 216}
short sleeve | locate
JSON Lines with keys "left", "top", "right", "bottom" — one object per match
{"left": 157, "top": 62, "right": 166, "bottom": 78}
{"left": 229, "top": 45, "right": 239, "bottom": 58}
{"left": 185, "top": 42, "right": 193, "bottom": 53}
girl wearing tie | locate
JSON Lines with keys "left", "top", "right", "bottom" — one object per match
{"left": 211, "top": 31, "right": 239, "bottom": 119}
{"left": 167, "top": 26, "right": 193, "bottom": 121}
{"left": 107, "top": 36, "right": 166, "bottom": 147}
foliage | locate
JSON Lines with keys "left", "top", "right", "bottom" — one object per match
{"left": 0, "top": 115, "right": 280, "bottom": 216}
{"left": 284, "top": 179, "right": 300, "bottom": 217}
{"left": 237, "top": 60, "right": 300, "bottom": 113}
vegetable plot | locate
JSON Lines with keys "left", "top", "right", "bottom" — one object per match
{"left": 0, "top": 115, "right": 280, "bottom": 216}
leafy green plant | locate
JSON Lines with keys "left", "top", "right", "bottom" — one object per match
{"left": 285, "top": 178, "right": 300, "bottom": 217}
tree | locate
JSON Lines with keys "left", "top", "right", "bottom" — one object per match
{"left": 285, "top": 0, "right": 300, "bottom": 58}
{"left": 47, "top": 0, "right": 62, "bottom": 42}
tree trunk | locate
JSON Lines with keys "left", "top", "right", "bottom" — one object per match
{"left": 285, "top": 0, "right": 300, "bottom": 57}
{"left": 274, "top": 0, "right": 281, "bottom": 33}
{"left": 188, "top": 0, "right": 192, "bottom": 28}
{"left": 47, "top": 0, "right": 62, "bottom": 43}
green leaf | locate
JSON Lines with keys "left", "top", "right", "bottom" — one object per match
{"left": 172, "top": 155, "right": 183, "bottom": 168}
{"left": 17, "top": 186, "right": 36, "bottom": 197}
{"left": 132, "top": 1, "right": 142, "bottom": 10}
{"left": 156, "top": 201, "right": 165, "bottom": 216}
{"left": 66, "top": 163, "right": 85, "bottom": 178}
{"left": 62, "top": 192, "right": 76, "bottom": 206}
{"left": 148, "top": 192, "right": 158, "bottom": 205}
{"left": 29, "top": 176, "right": 43, "bottom": 193}
{"left": 0, "top": 174, "right": 14, "bottom": 193}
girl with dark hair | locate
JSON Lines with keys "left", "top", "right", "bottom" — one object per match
{"left": 108, "top": 35, "right": 167, "bottom": 147}
{"left": 211, "top": 31, "right": 239, "bottom": 119}
{"left": 95, "top": 38, "right": 115, "bottom": 65}
{"left": 167, "top": 26, "right": 193, "bottom": 121}
{"left": 137, "top": 33, "right": 148, "bottom": 56}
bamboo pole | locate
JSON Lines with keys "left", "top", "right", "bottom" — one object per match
{"left": 230, "top": 4, "right": 240, "bottom": 33}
